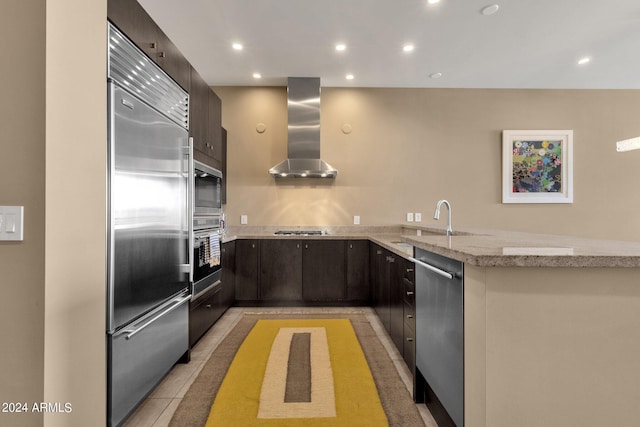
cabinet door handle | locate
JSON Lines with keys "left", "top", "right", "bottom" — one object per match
{"left": 305, "top": 244, "right": 309, "bottom": 249}
{"left": 349, "top": 244, "right": 353, "bottom": 249}
{"left": 406, "top": 337, "right": 414, "bottom": 342}
{"left": 296, "top": 243, "right": 300, "bottom": 248}
{"left": 150, "top": 42, "right": 157, "bottom": 49}
{"left": 158, "top": 51, "right": 166, "bottom": 58}
{"left": 205, "top": 304, "right": 212, "bottom": 309}
{"left": 406, "top": 314, "right": 414, "bottom": 319}
{"left": 406, "top": 268, "right": 414, "bottom": 273}
{"left": 406, "top": 291, "right": 414, "bottom": 296}
{"left": 377, "top": 250, "right": 382, "bottom": 255}
{"left": 251, "top": 243, "right": 255, "bottom": 248}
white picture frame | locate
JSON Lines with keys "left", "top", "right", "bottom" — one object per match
{"left": 502, "top": 130, "right": 573, "bottom": 204}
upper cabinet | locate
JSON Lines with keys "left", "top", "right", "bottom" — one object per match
{"left": 189, "top": 68, "right": 223, "bottom": 170}
{"left": 107, "top": 0, "right": 190, "bottom": 91}
{"left": 108, "top": 0, "right": 226, "bottom": 174}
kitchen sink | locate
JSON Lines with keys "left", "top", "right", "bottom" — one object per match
{"left": 392, "top": 242, "right": 414, "bottom": 249}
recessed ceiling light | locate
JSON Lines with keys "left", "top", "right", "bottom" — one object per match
{"left": 429, "top": 72, "right": 443, "bottom": 79}
{"left": 577, "top": 57, "right": 591, "bottom": 65}
{"left": 403, "top": 44, "right": 415, "bottom": 53}
{"left": 335, "top": 43, "right": 346, "bottom": 52}
{"left": 346, "top": 74, "right": 355, "bottom": 80}
{"left": 481, "top": 4, "right": 500, "bottom": 15}
{"left": 252, "top": 72, "right": 262, "bottom": 79}
{"left": 427, "top": 0, "right": 440, "bottom": 4}
{"left": 232, "top": 43, "right": 243, "bottom": 51}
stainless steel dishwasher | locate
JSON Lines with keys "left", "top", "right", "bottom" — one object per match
{"left": 411, "top": 248, "right": 464, "bottom": 427}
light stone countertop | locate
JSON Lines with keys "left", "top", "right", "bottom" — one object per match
{"left": 223, "top": 225, "right": 640, "bottom": 268}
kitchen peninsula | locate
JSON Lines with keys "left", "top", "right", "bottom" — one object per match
{"left": 227, "top": 225, "right": 640, "bottom": 427}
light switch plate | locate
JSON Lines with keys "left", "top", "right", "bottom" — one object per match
{"left": 353, "top": 215, "right": 360, "bottom": 225}
{"left": 406, "top": 212, "right": 414, "bottom": 222}
{"left": 0, "top": 206, "right": 24, "bottom": 241}
{"left": 240, "top": 214, "right": 248, "bottom": 225}
{"left": 414, "top": 213, "right": 422, "bottom": 222}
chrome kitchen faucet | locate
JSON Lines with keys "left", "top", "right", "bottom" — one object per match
{"left": 434, "top": 199, "right": 453, "bottom": 236}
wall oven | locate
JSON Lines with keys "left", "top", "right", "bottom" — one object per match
{"left": 194, "top": 160, "right": 222, "bottom": 216}
{"left": 192, "top": 216, "right": 222, "bottom": 298}
{"left": 190, "top": 158, "right": 223, "bottom": 300}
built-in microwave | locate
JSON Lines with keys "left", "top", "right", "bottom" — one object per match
{"left": 193, "top": 160, "right": 222, "bottom": 216}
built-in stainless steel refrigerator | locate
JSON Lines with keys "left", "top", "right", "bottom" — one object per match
{"left": 107, "top": 23, "right": 191, "bottom": 427}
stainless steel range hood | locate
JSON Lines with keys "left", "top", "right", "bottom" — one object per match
{"left": 269, "top": 77, "right": 338, "bottom": 179}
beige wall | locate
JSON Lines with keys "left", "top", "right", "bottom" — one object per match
{"left": 215, "top": 86, "right": 640, "bottom": 241}
{"left": 0, "top": 1, "right": 106, "bottom": 427}
{"left": 44, "top": 1, "right": 107, "bottom": 426}
{"left": 0, "top": 2, "right": 46, "bottom": 426}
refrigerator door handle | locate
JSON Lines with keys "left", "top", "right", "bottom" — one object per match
{"left": 186, "top": 137, "right": 194, "bottom": 285}
{"left": 122, "top": 294, "right": 191, "bottom": 341}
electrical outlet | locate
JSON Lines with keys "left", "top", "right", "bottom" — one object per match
{"left": 353, "top": 215, "right": 360, "bottom": 225}
{"left": 406, "top": 212, "right": 414, "bottom": 222}
{"left": 240, "top": 215, "right": 248, "bottom": 225}
{"left": 415, "top": 213, "right": 422, "bottom": 222}
{"left": 417, "top": 229, "right": 422, "bottom": 236}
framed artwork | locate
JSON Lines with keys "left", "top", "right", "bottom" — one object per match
{"left": 502, "top": 130, "right": 573, "bottom": 204}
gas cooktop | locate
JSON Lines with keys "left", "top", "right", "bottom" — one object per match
{"left": 274, "top": 230, "right": 325, "bottom": 236}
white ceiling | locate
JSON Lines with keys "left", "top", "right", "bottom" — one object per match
{"left": 138, "top": 0, "right": 640, "bottom": 89}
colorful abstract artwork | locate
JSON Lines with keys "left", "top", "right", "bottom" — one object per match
{"left": 502, "top": 130, "right": 573, "bottom": 204}
{"left": 511, "top": 139, "right": 562, "bottom": 193}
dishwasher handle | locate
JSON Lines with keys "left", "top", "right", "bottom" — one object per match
{"left": 409, "top": 257, "right": 454, "bottom": 280}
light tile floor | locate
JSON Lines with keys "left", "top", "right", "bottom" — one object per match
{"left": 122, "top": 307, "right": 437, "bottom": 427}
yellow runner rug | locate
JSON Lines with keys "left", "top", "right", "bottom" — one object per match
{"left": 205, "top": 319, "right": 388, "bottom": 427}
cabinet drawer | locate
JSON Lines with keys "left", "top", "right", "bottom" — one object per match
{"left": 403, "top": 322, "right": 416, "bottom": 373}
{"left": 404, "top": 302, "right": 416, "bottom": 331}
{"left": 403, "top": 277, "right": 415, "bottom": 306}
{"left": 189, "top": 286, "right": 223, "bottom": 346}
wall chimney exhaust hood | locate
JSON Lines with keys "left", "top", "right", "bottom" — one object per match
{"left": 269, "top": 77, "right": 338, "bottom": 179}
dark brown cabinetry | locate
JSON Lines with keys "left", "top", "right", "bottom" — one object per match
{"left": 155, "top": 32, "right": 190, "bottom": 91}
{"left": 233, "top": 238, "right": 369, "bottom": 305}
{"left": 403, "top": 264, "right": 416, "bottom": 374}
{"left": 221, "top": 240, "right": 236, "bottom": 308}
{"left": 188, "top": 241, "right": 236, "bottom": 348}
{"left": 189, "top": 285, "right": 224, "bottom": 347}
{"left": 302, "top": 240, "right": 346, "bottom": 302}
{"left": 107, "top": 0, "right": 189, "bottom": 91}
{"left": 372, "top": 244, "right": 391, "bottom": 331}
{"left": 370, "top": 243, "right": 415, "bottom": 366}
{"left": 235, "top": 239, "right": 259, "bottom": 301}
{"left": 260, "top": 240, "right": 303, "bottom": 301}
{"left": 189, "top": 67, "right": 223, "bottom": 170}
{"left": 346, "top": 240, "right": 370, "bottom": 302}
{"left": 388, "top": 254, "right": 404, "bottom": 354}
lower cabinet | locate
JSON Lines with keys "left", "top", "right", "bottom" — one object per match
{"left": 302, "top": 240, "right": 346, "bottom": 302}
{"left": 189, "top": 240, "right": 236, "bottom": 348}
{"left": 260, "top": 239, "right": 302, "bottom": 301}
{"left": 235, "top": 239, "right": 259, "bottom": 301}
{"left": 346, "top": 240, "right": 370, "bottom": 302}
{"left": 371, "top": 243, "right": 416, "bottom": 370}
{"left": 402, "top": 261, "right": 416, "bottom": 374}
{"left": 371, "top": 244, "right": 390, "bottom": 330}
{"left": 189, "top": 284, "right": 224, "bottom": 347}
{"left": 221, "top": 240, "right": 236, "bottom": 307}
{"left": 233, "top": 238, "right": 369, "bottom": 304}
